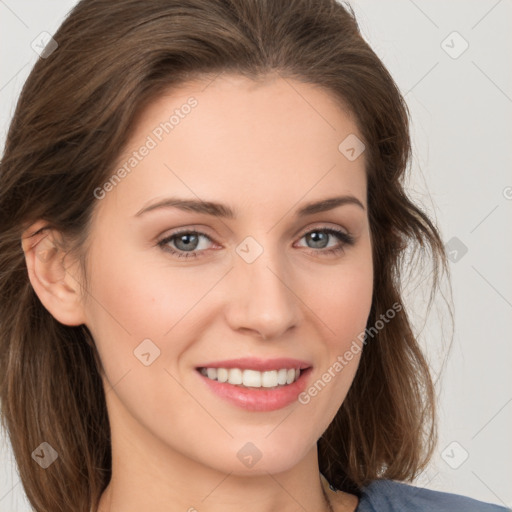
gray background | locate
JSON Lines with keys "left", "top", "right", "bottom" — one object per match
{"left": 1, "top": 0, "right": 511, "bottom": 510}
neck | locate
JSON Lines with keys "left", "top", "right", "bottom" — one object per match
{"left": 96, "top": 471, "right": 335, "bottom": 512}
{"left": 95, "top": 433, "right": 335, "bottom": 512}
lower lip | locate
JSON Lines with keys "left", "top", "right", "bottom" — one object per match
{"left": 196, "top": 368, "right": 312, "bottom": 412}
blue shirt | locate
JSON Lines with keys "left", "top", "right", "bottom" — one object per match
{"left": 355, "top": 479, "right": 511, "bottom": 511}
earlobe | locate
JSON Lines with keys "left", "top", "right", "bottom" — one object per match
{"left": 21, "top": 221, "right": 87, "bottom": 326}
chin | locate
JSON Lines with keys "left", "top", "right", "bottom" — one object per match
{"left": 204, "top": 432, "right": 314, "bottom": 476}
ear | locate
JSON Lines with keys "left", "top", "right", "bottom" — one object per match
{"left": 21, "top": 220, "right": 87, "bottom": 326}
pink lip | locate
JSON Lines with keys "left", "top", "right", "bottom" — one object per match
{"left": 195, "top": 357, "right": 312, "bottom": 372}
{"left": 196, "top": 367, "right": 313, "bottom": 412}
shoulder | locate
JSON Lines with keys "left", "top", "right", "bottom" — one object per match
{"left": 356, "top": 479, "right": 511, "bottom": 512}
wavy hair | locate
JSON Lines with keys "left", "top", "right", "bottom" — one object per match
{"left": 0, "top": 0, "right": 449, "bottom": 510}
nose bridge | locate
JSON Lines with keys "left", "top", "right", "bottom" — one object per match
{"left": 226, "top": 234, "right": 300, "bottom": 339}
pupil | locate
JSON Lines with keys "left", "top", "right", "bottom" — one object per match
{"left": 309, "top": 231, "right": 327, "bottom": 248}
{"left": 176, "top": 234, "right": 198, "bottom": 251}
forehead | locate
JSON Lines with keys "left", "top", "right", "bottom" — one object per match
{"left": 96, "top": 73, "right": 367, "bottom": 220}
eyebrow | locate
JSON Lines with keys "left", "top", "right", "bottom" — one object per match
{"left": 134, "top": 195, "right": 365, "bottom": 219}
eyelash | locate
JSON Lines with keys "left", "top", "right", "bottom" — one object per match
{"left": 157, "top": 226, "right": 355, "bottom": 259}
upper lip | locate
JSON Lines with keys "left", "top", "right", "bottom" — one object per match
{"left": 196, "top": 357, "right": 312, "bottom": 372}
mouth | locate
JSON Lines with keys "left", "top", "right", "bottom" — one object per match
{"left": 195, "top": 364, "right": 314, "bottom": 412}
{"left": 196, "top": 366, "right": 308, "bottom": 389}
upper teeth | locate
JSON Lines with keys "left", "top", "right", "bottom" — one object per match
{"left": 200, "top": 367, "right": 301, "bottom": 388}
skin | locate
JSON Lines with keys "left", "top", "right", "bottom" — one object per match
{"left": 22, "top": 73, "right": 373, "bottom": 512}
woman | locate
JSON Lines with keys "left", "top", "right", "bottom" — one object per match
{"left": 0, "top": 1, "right": 508, "bottom": 511}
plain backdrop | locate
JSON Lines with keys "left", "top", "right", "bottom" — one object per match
{"left": 1, "top": 1, "right": 511, "bottom": 510}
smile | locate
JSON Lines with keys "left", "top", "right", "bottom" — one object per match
{"left": 198, "top": 367, "right": 301, "bottom": 388}
{"left": 196, "top": 366, "right": 313, "bottom": 412}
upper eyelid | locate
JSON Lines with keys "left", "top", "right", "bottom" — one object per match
{"left": 159, "top": 224, "right": 351, "bottom": 247}
{"left": 161, "top": 223, "right": 350, "bottom": 238}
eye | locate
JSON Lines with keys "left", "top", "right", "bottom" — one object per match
{"left": 157, "top": 229, "right": 215, "bottom": 259}
{"left": 295, "top": 227, "right": 355, "bottom": 256}
{"left": 157, "top": 226, "right": 355, "bottom": 259}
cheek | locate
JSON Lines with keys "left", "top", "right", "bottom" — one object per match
{"left": 313, "top": 252, "right": 373, "bottom": 347}
{"left": 84, "top": 239, "right": 211, "bottom": 345}
{"left": 83, "top": 235, "right": 236, "bottom": 417}
{"left": 305, "top": 246, "right": 373, "bottom": 401}
{"left": 82, "top": 243, "right": 209, "bottom": 429}
{"left": 296, "top": 259, "right": 372, "bottom": 431}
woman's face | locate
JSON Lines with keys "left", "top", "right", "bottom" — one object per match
{"left": 81, "top": 73, "right": 373, "bottom": 477}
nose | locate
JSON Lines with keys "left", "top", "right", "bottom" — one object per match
{"left": 224, "top": 242, "right": 301, "bottom": 341}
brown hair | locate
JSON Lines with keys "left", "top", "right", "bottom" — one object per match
{"left": 0, "top": 0, "right": 449, "bottom": 510}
